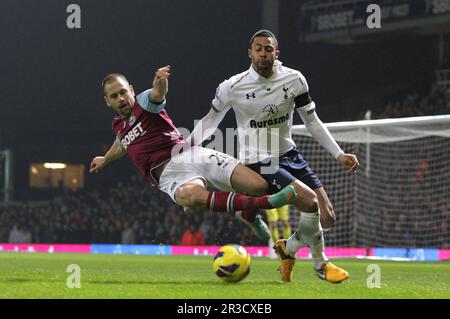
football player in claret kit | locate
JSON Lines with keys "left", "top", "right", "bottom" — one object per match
{"left": 89, "top": 65, "right": 297, "bottom": 241}
{"left": 187, "top": 30, "right": 359, "bottom": 283}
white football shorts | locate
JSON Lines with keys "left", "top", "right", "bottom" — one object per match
{"left": 158, "top": 146, "right": 240, "bottom": 203}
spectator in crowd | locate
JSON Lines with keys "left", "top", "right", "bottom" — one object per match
{"left": 191, "top": 225, "right": 205, "bottom": 246}
{"left": 121, "top": 221, "right": 136, "bottom": 244}
{"left": 8, "top": 224, "right": 31, "bottom": 243}
{"left": 180, "top": 223, "right": 195, "bottom": 246}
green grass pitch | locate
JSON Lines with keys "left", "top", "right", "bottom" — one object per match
{"left": 0, "top": 253, "right": 449, "bottom": 298}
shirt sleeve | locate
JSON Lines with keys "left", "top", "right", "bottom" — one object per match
{"left": 296, "top": 108, "right": 344, "bottom": 159}
{"left": 185, "top": 79, "right": 232, "bottom": 146}
{"left": 137, "top": 89, "right": 166, "bottom": 113}
{"left": 293, "top": 72, "right": 316, "bottom": 113}
{"left": 185, "top": 105, "right": 231, "bottom": 146}
{"left": 211, "top": 80, "right": 232, "bottom": 112}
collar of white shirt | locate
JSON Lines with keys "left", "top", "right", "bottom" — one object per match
{"left": 248, "top": 59, "right": 283, "bottom": 81}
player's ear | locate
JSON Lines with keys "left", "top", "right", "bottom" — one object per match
{"left": 129, "top": 84, "right": 135, "bottom": 95}
{"left": 275, "top": 49, "right": 280, "bottom": 59}
{"left": 104, "top": 96, "right": 111, "bottom": 107}
{"left": 248, "top": 49, "right": 252, "bottom": 59}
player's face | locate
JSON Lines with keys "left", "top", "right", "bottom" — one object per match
{"left": 104, "top": 78, "right": 135, "bottom": 118}
{"left": 248, "top": 37, "right": 279, "bottom": 75}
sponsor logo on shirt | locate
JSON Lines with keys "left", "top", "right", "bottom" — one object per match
{"left": 249, "top": 104, "right": 289, "bottom": 128}
{"left": 120, "top": 122, "right": 146, "bottom": 149}
{"left": 249, "top": 114, "right": 289, "bottom": 128}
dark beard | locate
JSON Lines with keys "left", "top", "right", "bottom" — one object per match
{"left": 257, "top": 61, "right": 273, "bottom": 70}
{"left": 254, "top": 60, "right": 274, "bottom": 77}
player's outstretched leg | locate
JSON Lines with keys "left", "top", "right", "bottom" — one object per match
{"left": 230, "top": 185, "right": 297, "bottom": 243}
{"left": 207, "top": 185, "right": 297, "bottom": 213}
{"left": 235, "top": 210, "right": 271, "bottom": 243}
{"left": 267, "top": 185, "right": 297, "bottom": 208}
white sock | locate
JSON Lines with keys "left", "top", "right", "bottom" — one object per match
{"left": 297, "top": 212, "right": 328, "bottom": 270}
{"left": 285, "top": 230, "right": 305, "bottom": 257}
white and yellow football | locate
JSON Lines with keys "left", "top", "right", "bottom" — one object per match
{"left": 213, "top": 244, "right": 251, "bottom": 283}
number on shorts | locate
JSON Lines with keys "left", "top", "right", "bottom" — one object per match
{"left": 209, "top": 154, "right": 225, "bottom": 167}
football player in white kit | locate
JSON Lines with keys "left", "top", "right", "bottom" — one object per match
{"left": 187, "top": 30, "right": 359, "bottom": 283}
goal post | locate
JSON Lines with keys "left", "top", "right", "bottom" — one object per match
{"left": 0, "top": 149, "right": 13, "bottom": 206}
{"left": 291, "top": 114, "right": 450, "bottom": 248}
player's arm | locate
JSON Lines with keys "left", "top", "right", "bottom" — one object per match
{"left": 185, "top": 106, "right": 230, "bottom": 146}
{"left": 185, "top": 81, "right": 231, "bottom": 146}
{"left": 295, "top": 93, "right": 359, "bottom": 173}
{"left": 89, "top": 139, "right": 126, "bottom": 173}
{"left": 136, "top": 65, "right": 170, "bottom": 113}
{"left": 150, "top": 65, "right": 170, "bottom": 103}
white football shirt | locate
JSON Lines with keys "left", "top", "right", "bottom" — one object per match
{"left": 212, "top": 60, "right": 315, "bottom": 164}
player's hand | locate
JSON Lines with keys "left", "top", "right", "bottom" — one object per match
{"left": 337, "top": 153, "right": 359, "bottom": 173}
{"left": 154, "top": 65, "right": 171, "bottom": 83}
{"left": 157, "top": 65, "right": 171, "bottom": 78}
{"left": 151, "top": 65, "right": 170, "bottom": 102}
{"left": 90, "top": 156, "right": 106, "bottom": 173}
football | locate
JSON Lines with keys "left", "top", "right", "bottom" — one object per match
{"left": 212, "top": 244, "right": 251, "bottom": 283}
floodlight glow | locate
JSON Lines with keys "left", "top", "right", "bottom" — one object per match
{"left": 44, "top": 163, "right": 67, "bottom": 169}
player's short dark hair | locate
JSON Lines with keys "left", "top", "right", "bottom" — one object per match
{"left": 249, "top": 29, "right": 278, "bottom": 49}
{"left": 102, "top": 73, "right": 129, "bottom": 95}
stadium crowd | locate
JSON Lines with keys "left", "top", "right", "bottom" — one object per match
{"left": 1, "top": 167, "right": 448, "bottom": 248}
{"left": 0, "top": 174, "right": 264, "bottom": 246}
{"left": 375, "top": 84, "right": 450, "bottom": 119}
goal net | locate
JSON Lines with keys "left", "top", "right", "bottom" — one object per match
{"left": 291, "top": 115, "right": 450, "bottom": 248}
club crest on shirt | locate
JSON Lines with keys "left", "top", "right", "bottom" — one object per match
{"left": 129, "top": 114, "right": 136, "bottom": 126}
{"left": 282, "top": 85, "right": 289, "bottom": 99}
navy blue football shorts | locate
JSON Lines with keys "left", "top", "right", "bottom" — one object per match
{"left": 245, "top": 148, "right": 323, "bottom": 195}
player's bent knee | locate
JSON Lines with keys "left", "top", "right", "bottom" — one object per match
{"left": 174, "top": 187, "right": 190, "bottom": 207}
{"left": 309, "top": 196, "right": 319, "bottom": 213}
{"left": 295, "top": 192, "right": 318, "bottom": 213}
{"left": 175, "top": 186, "right": 207, "bottom": 208}
{"left": 291, "top": 180, "right": 319, "bottom": 213}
